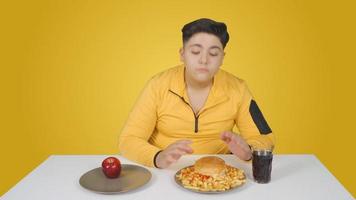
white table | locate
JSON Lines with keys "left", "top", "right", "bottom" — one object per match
{"left": 1, "top": 155, "right": 354, "bottom": 200}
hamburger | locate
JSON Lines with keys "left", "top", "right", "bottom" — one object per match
{"left": 194, "top": 156, "right": 226, "bottom": 178}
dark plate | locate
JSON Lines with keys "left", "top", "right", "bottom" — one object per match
{"left": 79, "top": 164, "right": 151, "bottom": 194}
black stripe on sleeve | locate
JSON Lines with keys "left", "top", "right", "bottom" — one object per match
{"left": 249, "top": 100, "right": 272, "bottom": 135}
{"left": 153, "top": 150, "right": 163, "bottom": 168}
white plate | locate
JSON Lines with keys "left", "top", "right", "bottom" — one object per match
{"left": 174, "top": 165, "right": 246, "bottom": 194}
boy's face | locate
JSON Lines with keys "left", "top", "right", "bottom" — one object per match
{"left": 180, "top": 32, "right": 225, "bottom": 84}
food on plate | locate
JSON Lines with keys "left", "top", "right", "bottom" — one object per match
{"left": 194, "top": 156, "right": 226, "bottom": 177}
{"left": 176, "top": 156, "right": 246, "bottom": 192}
{"left": 102, "top": 157, "right": 121, "bottom": 178}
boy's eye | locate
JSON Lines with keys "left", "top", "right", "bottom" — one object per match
{"left": 191, "top": 51, "right": 200, "bottom": 55}
{"left": 209, "top": 53, "right": 218, "bottom": 56}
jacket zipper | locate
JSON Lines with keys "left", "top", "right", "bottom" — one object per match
{"left": 169, "top": 90, "right": 200, "bottom": 133}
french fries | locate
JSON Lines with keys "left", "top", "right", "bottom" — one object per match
{"left": 176, "top": 165, "right": 246, "bottom": 192}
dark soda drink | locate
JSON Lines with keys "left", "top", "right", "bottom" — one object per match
{"left": 252, "top": 150, "right": 273, "bottom": 183}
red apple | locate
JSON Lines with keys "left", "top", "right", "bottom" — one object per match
{"left": 102, "top": 157, "right": 121, "bottom": 178}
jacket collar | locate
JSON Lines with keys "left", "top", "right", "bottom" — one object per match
{"left": 169, "top": 65, "right": 229, "bottom": 113}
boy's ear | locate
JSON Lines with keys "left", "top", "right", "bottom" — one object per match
{"left": 179, "top": 48, "right": 184, "bottom": 62}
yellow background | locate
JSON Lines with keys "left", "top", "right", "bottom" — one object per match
{"left": 1, "top": 0, "right": 355, "bottom": 196}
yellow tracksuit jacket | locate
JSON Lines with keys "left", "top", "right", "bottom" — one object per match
{"left": 118, "top": 65, "right": 275, "bottom": 167}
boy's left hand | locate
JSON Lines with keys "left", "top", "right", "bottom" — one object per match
{"left": 220, "top": 131, "right": 252, "bottom": 160}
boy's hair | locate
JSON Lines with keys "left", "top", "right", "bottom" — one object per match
{"left": 182, "top": 18, "right": 229, "bottom": 49}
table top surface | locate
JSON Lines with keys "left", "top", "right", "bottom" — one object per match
{"left": 1, "top": 154, "right": 354, "bottom": 200}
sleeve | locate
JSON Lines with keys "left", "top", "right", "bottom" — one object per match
{"left": 118, "top": 77, "right": 161, "bottom": 167}
{"left": 235, "top": 81, "right": 275, "bottom": 150}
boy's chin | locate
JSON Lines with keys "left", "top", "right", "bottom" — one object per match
{"left": 194, "top": 75, "right": 213, "bottom": 84}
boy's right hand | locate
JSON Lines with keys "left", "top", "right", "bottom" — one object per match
{"left": 155, "top": 140, "right": 193, "bottom": 169}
